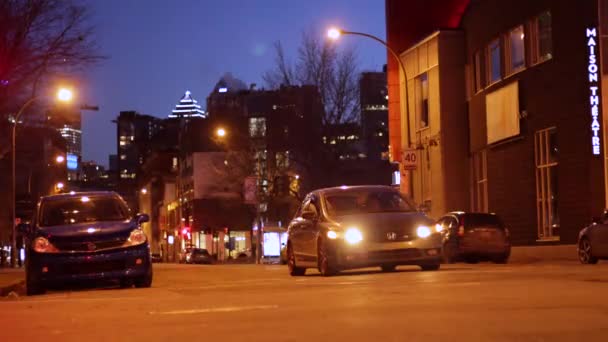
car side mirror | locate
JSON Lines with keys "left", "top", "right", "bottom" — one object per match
{"left": 302, "top": 210, "right": 317, "bottom": 221}
{"left": 17, "top": 223, "right": 31, "bottom": 235}
{"left": 136, "top": 213, "right": 150, "bottom": 224}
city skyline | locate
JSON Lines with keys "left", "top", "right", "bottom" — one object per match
{"left": 80, "top": 0, "right": 386, "bottom": 167}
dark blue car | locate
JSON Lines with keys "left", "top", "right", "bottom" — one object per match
{"left": 20, "top": 191, "right": 153, "bottom": 295}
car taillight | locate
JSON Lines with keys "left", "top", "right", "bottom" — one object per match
{"left": 33, "top": 237, "right": 59, "bottom": 253}
{"left": 458, "top": 226, "right": 465, "bottom": 237}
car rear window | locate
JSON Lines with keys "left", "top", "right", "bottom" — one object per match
{"left": 464, "top": 214, "right": 504, "bottom": 229}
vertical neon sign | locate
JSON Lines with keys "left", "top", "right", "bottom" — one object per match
{"left": 587, "top": 27, "right": 601, "bottom": 156}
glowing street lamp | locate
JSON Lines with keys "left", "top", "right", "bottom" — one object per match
{"left": 327, "top": 27, "right": 342, "bottom": 40}
{"left": 55, "top": 155, "right": 65, "bottom": 164}
{"left": 216, "top": 127, "right": 227, "bottom": 138}
{"left": 141, "top": 188, "right": 148, "bottom": 195}
{"left": 56, "top": 182, "right": 65, "bottom": 190}
{"left": 56, "top": 88, "right": 74, "bottom": 103}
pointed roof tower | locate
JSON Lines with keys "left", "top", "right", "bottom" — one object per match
{"left": 169, "top": 90, "right": 207, "bottom": 118}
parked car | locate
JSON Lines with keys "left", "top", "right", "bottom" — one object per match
{"left": 578, "top": 209, "right": 608, "bottom": 264}
{"left": 19, "top": 191, "right": 153, "bottom": 295}
{"left": 179, "top": 247, "right": 193, "bottom": 263}
{"left": 437, "top": 212, "right": 511, "bottom": 264}
{"left": 189, "top": 248, "right": 213, "bottom": 264}
{"left": 286, "top": 185, "right": 443, "bottom": 276}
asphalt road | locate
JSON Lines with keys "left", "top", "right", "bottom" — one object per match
{"left": 1, "top": 262, "right": 608, "bottom": 342}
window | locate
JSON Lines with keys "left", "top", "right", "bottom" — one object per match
{"left": 473, "top": 50, "right": 484, "bottom": 92}
{"left": 248, "top": 117, "right": 266, "bottom": 137}
{"left": 470, "top": 150, "right": 488, "bottom": 212}
{"left": 487, "top": 39, "right": 502, "bottom": 84}
{"left": 276, "top": 151, "right": 289, "bottom": 169}
{"left": 535, "top": 128, "right": 559, "bottom": 241}
{"left": 418, "top": 73, "right": 429, "bottom": 129}
{"left": 530, "top": 11, "right": 553, "bottom": 64}
{"left": 507, "top": 25, "right": 526, "bottom": 74}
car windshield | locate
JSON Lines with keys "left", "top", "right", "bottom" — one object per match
{"left": 40, "top": 196, "right": 130, "bottom": 227}
{"left": 324, "top": 189, "right": 415, "bottom": 217}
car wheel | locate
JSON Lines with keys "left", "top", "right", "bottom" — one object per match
{"left": 119, "top": 278, "right": 133, "bottom": 288}
{"left": 287, "top": 243, "right": 306, "bottom": 276}
{"left": 318, "top": 238, "right": 338, "bottom": 277}
{"left": 26, "top": 272, "right": 45, "bottom": 296}
{"left": 134, "top": 268, "right": 153, "bottom": 288}
{"left": 579, "top": 238, "right": 599, "bottom": 264}
{"left": 492, "top": 253, "right": 510, "bottom": 264}
{"left": 380, "top": 264, "right": 397, "bottom": 272}
{"left": 420, "top": 263, "right": 441, "bottom": 271}
{"left": 442, "top": 241, "right": 458, "bottom": 264}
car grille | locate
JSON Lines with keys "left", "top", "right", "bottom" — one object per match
{"left": 52, "top": 239, "right": 128, "bottom": 252}
{"left": 368, "top": 229, "right": 415, "bottom": 242}
{"left": 367, "top": 248, "right": 421, "bottom": 260}
{"left": 54, "top": 260, "right": 126, "bottom": 275}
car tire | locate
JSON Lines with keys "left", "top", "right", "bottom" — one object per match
{"left": 25, "top": 272, "right": 45, "bottom": 296}
{"left": 492, "top": 253, "right": 510, "bottom": 264}
{"left": 318, "top": 238, "right": 338, "bottom": 277}
{"left": 442, "top": 241, "right": 458, "bottom": 264}
{"left": 119, "top": 278, "right": 133, "bottom": 288}
{"left": 380, "top": 264, "right": 397, "bottom": 272}
{"left": 579, "top": 238, "right": 599, "bottom": 264}
{"left": 420, "top": 263, "right": 441, "bottom": 271}
{"left": 287, "top": 243, "right": 306, "bottom": 276}
{"left": 134, "top": 267, "right": 153, "bottom": 288}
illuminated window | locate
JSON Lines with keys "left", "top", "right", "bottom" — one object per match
{"left": 535, "top": 128, "right": 559, "bottom": 241}
{"left": 120, "top": 154, "right": 126, "bottom": 160}
{"left": 249, "top": 117, "right": 267, "bottom": 137}
{"left": 276, "top": 151, "right": 289, "bottom": 169}
{"left": 487, "top": 39, "right": 502, "bottom": 84}
{"left": 119, "top": 141, "right": 126, "bottom": 146}
{"left": 507, "top": 25, "right": 525, "bottom": 74}
{"left": 418, "top": 73, "right": 429, "bottom": 129}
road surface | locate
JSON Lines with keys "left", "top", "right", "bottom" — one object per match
{"left": 1, "top": 262, "right": 608, "bottom": 341}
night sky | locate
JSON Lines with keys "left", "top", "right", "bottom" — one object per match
{"left": 81, "top": 0, "right": 386, "bottom": 167}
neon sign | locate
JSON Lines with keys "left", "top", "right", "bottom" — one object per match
{"left": 587, "top": 27, "right": 601, "bottom": 156}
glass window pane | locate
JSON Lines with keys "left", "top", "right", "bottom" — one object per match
{"left": 419, "top": 73, "right": 429, "bottom": 128}
{"left": 489, "top": 39, "right": 501, "bottom": 83}
{"left": 509, "top": 26, "right": 525, "bottom": 71}
{"left": 538, "top": 11, "right": 553, "bottom": 60}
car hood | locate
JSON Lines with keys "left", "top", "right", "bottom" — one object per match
{"left": 329, "top": 211, "right": 434, "bottom": 235}
{"left": 38, "top": 220, "right": 135, "bottom": 240}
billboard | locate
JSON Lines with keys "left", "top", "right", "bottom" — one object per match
{"left": 66, "top": 153, "right": 78, "bottom": 170}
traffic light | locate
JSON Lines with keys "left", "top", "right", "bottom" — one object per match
{"left": 181, "top": 227, "right": 191, "bottom": 240}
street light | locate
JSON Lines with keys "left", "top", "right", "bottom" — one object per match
{"left": 327, "top": 27, "right": 413, "bottom": 194}
{"left": 216, "top": 127, "right": 227, "bottom": 138}
{"left": 55, "top": 182, "right": 65, "bottom": 191}
{"left": 55, "top": 155, "right": 65, "bottom": 164}
{"left": 10, "top": 87, "right": 74, "bottom": 267}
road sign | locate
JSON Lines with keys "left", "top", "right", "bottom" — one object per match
{"left": 402, "top": 149, "right": 418, "bottom": 170}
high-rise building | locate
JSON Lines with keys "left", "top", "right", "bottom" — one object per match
{"left": 114, "top": 111, "right": 162, "bottom": 210}
{"left": 169, "top": 90, "right": 207, "bottom": 119}
{"left": 47, "top": 108, "right": 82, "bottom": 181}
{"left": 360, "top": 69, "right": 389, "bottom": 161}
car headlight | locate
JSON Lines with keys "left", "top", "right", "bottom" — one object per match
{"left": 416, "top": 225, "right": 432, "bottom": 238}
{"left": 33, "top": 237, "right": 59, "bottom": 253}
{"left": 126, "top": 229, "right": 147, "bottom": 246}
{"left": 435, "top": 224, "right": 444, "bottom": 233}
{"left": 327, "top": 231, "right": 338, "bottom": 239}
{"left": 344, "top": 228, "right": 363, "bottom": 244}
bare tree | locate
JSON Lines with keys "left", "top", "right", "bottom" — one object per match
{"left": 264, "top": 29, "right": 360, "bottom": 125}
{"left": 0, "top": 0, "right": 102, "bottom": 109}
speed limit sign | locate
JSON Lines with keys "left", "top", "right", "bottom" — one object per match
{"left": 402, "top": 149, "right": 418, "bottom": 170}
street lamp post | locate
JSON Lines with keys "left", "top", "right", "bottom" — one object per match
{"left": 328, "top": 28, "right": 413, "bottom": 194}
{"left": 10, "top": 88, "right": 73, "bottom": 267}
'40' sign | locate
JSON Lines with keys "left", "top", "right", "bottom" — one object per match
{"left": 402, "top": 149, "right": 418, "bottom": 171}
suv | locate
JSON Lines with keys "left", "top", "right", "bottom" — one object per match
{"left": 437, "top": 212, "right": 511, "bottom": 264}
{"left": 19, "top": 191, "right": 153, "bottom": 295}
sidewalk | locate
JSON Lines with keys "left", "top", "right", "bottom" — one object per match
{"left": 0, "top": 268, "right": 24, "bottom": 297}
{"left": 509, "top": 244, "right": 578, "bottom": 264}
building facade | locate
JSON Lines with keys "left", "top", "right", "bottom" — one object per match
{"left": 387, "top": 0, "right": 608, "bottom": 245}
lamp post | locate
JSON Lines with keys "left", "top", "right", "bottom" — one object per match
{"left": 10, "top": 87, "right": 73, "bottom": 267}
{"left": 327, "top": 28, "right": 413, "bottom": 194}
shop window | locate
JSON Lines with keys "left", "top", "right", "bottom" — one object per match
{"left": 470, "top": 150, "right": 488, "bottom": 212}
{"left": 535, "top": 128, "right": 559, "bottom": 241}
{"left": 487, "top": 38, "right": 502, "bottom": 84}
{"left": 507, "top": 25, "right": 526, "bottom": 74}
{"left": 530, "top": 11, "right": 553, "bottom": 64}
